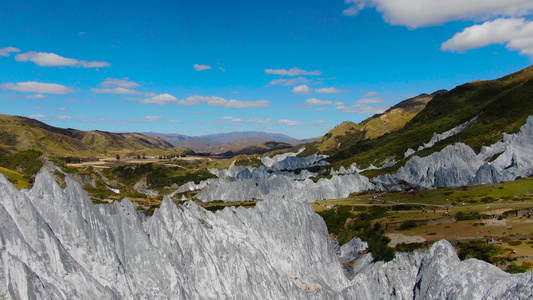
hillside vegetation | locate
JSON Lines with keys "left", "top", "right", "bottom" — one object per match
{"left": 0, "top": 114, "right": 190, "bottom": 158}
{"left": 306, "top": 66, "right": 533, "bottom": 170}
{"left": 300, "top": 93, "right": 435, "bottom": 156}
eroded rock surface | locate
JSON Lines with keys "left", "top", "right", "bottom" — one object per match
{"left": 0, "top": 172, "right": 531, "bottom": 299}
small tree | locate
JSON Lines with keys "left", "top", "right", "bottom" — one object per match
{"left": 116, "top": 154, "right": 120, "bottom": 161}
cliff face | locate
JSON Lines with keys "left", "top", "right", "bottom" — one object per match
{"left": 1, "top": 171, "right": 532, "bottom": 299}
{"left": 375, "top": 115, "right": 533, "bottom": 190}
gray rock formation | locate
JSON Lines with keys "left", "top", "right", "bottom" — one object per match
{"left": 378, "top": 115, "right": 533, "bottom": 190}
{"left": 404, "top": 115, "right": 479, "bottom": 158}
{"left": 0, "top": 171, "right": 531, "bottom": 299}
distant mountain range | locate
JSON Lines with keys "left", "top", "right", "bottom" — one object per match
{"left": 144, "top": 131, "right": 311, "bottom": 153}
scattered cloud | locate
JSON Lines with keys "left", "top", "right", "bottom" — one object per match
{"left": 334, "top": 101, "right": 345, "bottom": 106}
{"left": 316, "top": 107, "right": 327, "bottom": 111}
{"left": 178, "top": 95, "right": 270, "bottom": 108}
{"left": 194, "top": 64, "right": 212, "bottom": 71}
{"left": 343, "top": 0, "right": 533, "bottom": 28}
{"left": 0, "top": 46, "right": 21, "bottom": 57}
{"left": 85, "top": 100, "right": 95, "bottom": 104}
{"left": 219, "top": 67, "right": 226, "bottom": 72}
{"left": 15, "top": 51, "right": 110, "bottom": 68}
{"left": 91, "top": 87, "right": 142, "bottom": 95}
{"left": 265, "top": 68, "right": 322, "bottom": 76}
{"left": 26, "top": 94, "right": 46, "bottom": 99}
{"left": 356, "top": 97, "right": 387, "bottom": 104}
{"left": 312, "top": 119, "right": 327, "bottom": 126}
{"left": 168, "top": 120, "right": 183, "bottom": 123}
{"left": 113, "top": 116, "right": 165, "bottom": 124}
{"left": 58, "top": 107, "right": 67, "bottom": 111}
{"left": 292, "top": 85, "right": 312, "bottom": 94}
{"left": 246, "top": 118, "right": 273, "bottom": 124}
{"left": 140, "top": 93, "right": 178, "bottom": 105}
{"left": 144, "top": 116, "right": 164, "bottom": 122}
{"left": 66, "top": 98, "right": 77, "bottom": 102}
{"left": 101, "top": 78, "right": 139, "bottom": 88}
{"left": 35, "top": 107, "right": 43, "bottom": 110}
{"left": 305, "top": 98, "right": 332, "bottom": 105}
{"left": 314, "top": 87, "right": 345, "bottom": 94}
{"left": 277, "top": 119, "right": 300, "bottom": 126}
{"left": 219, "top": 116, "right": 244, "bottom": 123}
{"left": 441, "top": 18, "right": 533, "bottom": 57}
{"left": 364, "top": 91, "right": 379, "bottom": 97}
{"left": 0, "top": 82, "right": 74, "bottom": 94}
{"left": 336, "top": 103, "right": 390, "bottom": 115}
{"left": 29, "top": 114, "right": 73, "bottom": 120}
{"left": 267, "top": 77, "right": 311, "bottom": 86}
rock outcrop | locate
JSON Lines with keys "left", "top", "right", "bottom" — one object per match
{"left": 1, "top": 171, "right": 531, "bottom": 299}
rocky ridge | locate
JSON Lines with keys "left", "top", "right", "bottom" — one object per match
{"left": 1, "top": 171, "right": 532, "bottom": 299}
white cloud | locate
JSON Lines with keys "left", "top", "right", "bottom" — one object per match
{"left": 343, "top": 0, "right": 533, "bottom": 28}
{"left": 35, "top": 107, "right": 43, "bottom": 110}
{"left": 314, "top": 87, "right": 345, "bottom": 94}
{"left": 265, "top": 68, "right": 322, "bottom": 76}
{"left": 194, "top": 64, "right": 212, "bottom": 71}
{"left": 267, "top": 77, "right": 311, "bottom": 86}
{"left": 219, "top": 67, "right": 226, "bottom": 72}
{"left": 0, "top": 46, "right": 21, "bottom": 57}
{"left": 58, "top": 107, "right": 67, "bottom": 111}
{"left": 0, "top": 82, "right": 74, "bottom": 94}
{"left": 113, "top": 116, "right": 165, "bottom": 124}
{"left": 101, "top": 78, "right": 139, "bottom": 88}
{"left": 305, "top": 98, "right": 332, "bottom": 105}
{"left": 168, "top": 120, "right": 182, "bottom": 123}
{"left": 441, "top": 18, "right": 533, "bottom": 56}
{"left": 277, "top": 119, "right": 300, "bottom": 126}
{"left": 178, "top": 95, "right": 270, "bottom": 108}
{"left": 15, "top": 51, "right": 110, "bottom": 68}
{"left": 364, "top": 91, "right": 379, "bottom": 97}
{"left": 140, "top": 93, "right": 178, "bottom": 105}
{"left": 26, "top": 94, "right": 46, "bottom": 99}
{"left": 29, "top": 114, "right": 73, "bottom": 120}
{"left": 246, "top": 118, "right": 273, "bottom": 124}
{"left": 219, "top": 116, "right": 244, "bottom": 123}
{"left": 334, "top": 101, "right": 345, "bottom": 106}
{"left": 336, "top": 103, "right": 390, "bottom": 114}
{"left": 292, "top": 85, "right": 312, "bottom": 94}
{"left": 144, "top": 116, "right": 164, "bottom": 122}
{"left": 91, "top": 87, "right": 142, "bottom": 95}
{"left": 357, "top": 97, "right": 387, "bottom": 104}
{"left": 313, "top": 119, "right": 327, "bottom": 126}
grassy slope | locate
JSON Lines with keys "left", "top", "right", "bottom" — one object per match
{"left": 301, "top": 93, "right": 434, "bottom": 156}
{"left": 327, "top": 66, "right": 533, "bottom": 169}
{"left": 0, "top": 114, "right": 184, "bottom": 158}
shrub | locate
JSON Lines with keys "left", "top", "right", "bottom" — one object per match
{"left": 456, "top": 211, "right": 482, "bottom": 221}
{"left": 507, "top": 264, "right": 528, "bottom": 274}
{"left": 457, "top": 241, "right": 503, "bottom": 263}
{"left": 399, "top": 220, "right": 417, "bottom": 230}
{"left": 395, "top": 242, "right": 424, "bottom": 252}
{"left": 508, "top": 241, "right": 522, "bottom": 246}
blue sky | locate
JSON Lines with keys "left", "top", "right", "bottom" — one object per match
{"left": 1, "top": 1, "right": 532, "bottom": 139}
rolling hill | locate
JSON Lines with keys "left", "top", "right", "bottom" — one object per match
{"left": 307, "top": 65, "right": 533, "bottom": 171}
{"left": 0, "top": 114, "right": 180, "bottom": 158}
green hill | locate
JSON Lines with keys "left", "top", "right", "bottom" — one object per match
{"left": 306, "top": 65, "right": 533, "bottom": 171}
{"left": 0, "top": 114, "right": 181, "bottom": 158}
{"left": 301, "top": 92, "right": 437, "bottom": 156}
